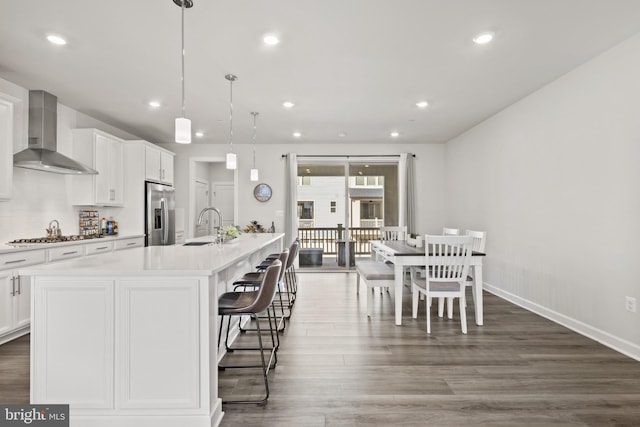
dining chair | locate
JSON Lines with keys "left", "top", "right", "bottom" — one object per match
{"left": 411, "top": 235, "right": 473, "bottom": 334}
{"left": 443, "top": 229, "right": 487, "bottom": 315}
{"left": 380, "top": 226, "right": 408, "bottom": 241}
{"left": 373, "top": 226, "right": 408, "bottom": 293}
{"left": 442, "top": 227, "right": 460, "bottom": 236}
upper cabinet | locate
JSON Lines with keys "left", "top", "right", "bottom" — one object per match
{"left": 0, "top": 91, "right": 20, "bottom": 201}
{"left": 144, "top": 143, "right": 174, "bottom": 185}
{"left": 71, "top": 129, "right": 124, "bottom": 206}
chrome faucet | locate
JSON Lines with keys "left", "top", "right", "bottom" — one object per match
{"left": 197, "top": 207, "right": 223, "bottom": 243}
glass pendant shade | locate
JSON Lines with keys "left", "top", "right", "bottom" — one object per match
{"left": 250, "top": 168, "right": 259, "bottom": 181}
{"left": 226, "top": 152, "right": 237, "bottom": 169}
{"left": 175, "top": 117, "right": 191, "bottom": 144}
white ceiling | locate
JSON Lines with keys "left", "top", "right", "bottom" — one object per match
{"left": 1, "top": 0, "right": 640, "bottom": 146}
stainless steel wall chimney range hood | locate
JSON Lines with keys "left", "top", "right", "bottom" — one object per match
{"left": 13, "top": 90, "right": 98, "bottom": 174}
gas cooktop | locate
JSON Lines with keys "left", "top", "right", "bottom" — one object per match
{"left": 8, "top": 235, "right": 103, "bottom": 245}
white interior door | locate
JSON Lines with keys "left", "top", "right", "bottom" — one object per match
{"left": 212, "top": 183, "right": 234, "bottom": 228}
{"left": 194, "top": 180, "right": 209, "bottom": 237}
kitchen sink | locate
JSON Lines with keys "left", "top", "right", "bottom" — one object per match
{"left": 182, "top": 241, "right": 213, "bottom": 246}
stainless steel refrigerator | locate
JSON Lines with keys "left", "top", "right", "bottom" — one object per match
{"left": 145, "top": 181, "right": 175, "bottom": 246}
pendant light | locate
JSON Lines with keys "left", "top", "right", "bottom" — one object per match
{"left": 225, "top": 74, "right": 237, "bottom": 169}
{"left": 250, "top": 112, "right": 259, "bottom": 181}
{"left": 174, "top": 0, "right": 193, "bottom": 144}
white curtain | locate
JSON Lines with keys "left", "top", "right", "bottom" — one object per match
{"left": 285, "top": 153, "right": 298, "bottom": 246}
{"left": 398, "top": 153, "right": 416, "bottom": 235}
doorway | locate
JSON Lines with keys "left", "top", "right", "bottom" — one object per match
{"left": 188, "top": 158, "right": 237, "bottom": 240}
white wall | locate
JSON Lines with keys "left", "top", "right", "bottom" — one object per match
{"left": 444, "top": 33, "right": 640, "bottom": 359}
{"left": 163, "top": 142, "right": 446, "bottom": 240}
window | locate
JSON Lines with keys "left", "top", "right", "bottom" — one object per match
{"left": 297, "top": 176, "right": 311, "bottom": 186}
{"left": 354, "top": 175, "right": 383, "bottom": 186}
{"left": 330, "top": 201, "right": 336, "bottom": 213}
{"left": 361, "top": 201, "right": 382, "bottom": 219}
{"left": 297, "top": 201, "right": 314, "bottom": 219}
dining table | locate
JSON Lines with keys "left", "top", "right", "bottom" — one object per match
{"left": 369, "top": 240, "right": 486, "bottom": 326}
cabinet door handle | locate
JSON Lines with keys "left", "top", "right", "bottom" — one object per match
{"left": 110, "top": 189, "right": 115, "bottom": 200}
{"left": 126, "top": 242, "right": 136, "bottom": 246}
{"left": 16, "top": 276, "right": 21, "bottom": 295}
{"left": 5, "top": 259, "right": 26, "bottom": 265}
{"left": 63, "top": 251, "right": 79, "bottom": 256}
{"left": 96, "top": 246, "right": 109, "bottom": 250}
{"left": 10, "top": 276, "right": 15, "bottom": 296}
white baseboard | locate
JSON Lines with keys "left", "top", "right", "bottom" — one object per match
{"left": 484, "top": 282, "right": 640, "bottom": 362}
{"left": 0, "top": 325, "right": 29, "bottom": 346}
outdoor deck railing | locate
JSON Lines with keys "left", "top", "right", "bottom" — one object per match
{"left": 297, "top": 226, "right": 383, "bottom": 254}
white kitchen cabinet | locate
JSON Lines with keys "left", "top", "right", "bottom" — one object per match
{"left": 0, "top": 249, "right": 46, "bottom": 344}
{"left": 114, "top": 236, "right": 144, "bottom": 250}
{"left": 144, "top": 144, "right": 174, "bottom": 185}
{"left": 72, "top": 129, "right": 124, "bottom": 206}
{"left": 0, "top": 91, "right": 20, "bottom": 201}
{"left": 85, "top": 241, "right": 114, "bottom": 256}
{"left": 48, "top": 244, "right": 84, "bottom": 262}
{"left": 32, "top": 279, "right": 115, "bottom": 408}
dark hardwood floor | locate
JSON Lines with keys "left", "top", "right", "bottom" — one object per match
{"left": 2, "top": 272, "right": 640, "bottom": 426}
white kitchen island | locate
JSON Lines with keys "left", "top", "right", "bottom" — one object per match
{"left": 21, "top": 232, "right": 284, "bottom": 427}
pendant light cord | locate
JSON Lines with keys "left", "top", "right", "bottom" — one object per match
{"left": 181, "top": 1, "right": 186, "bottom": 117}
{"left": 251, "top": 112, "right": 258, "bottom": 168}
{"left": 229, "top": 78, "right": 233, "bottom": 152}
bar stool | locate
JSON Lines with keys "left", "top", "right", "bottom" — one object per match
{"left": 218, "top": 260, "right": 282, "bottom": 405}
{"left": 257, "top": 240, "right": 299, "bottom": 308}
{"left": 234, "top": 250, "right": 289, "bottom": 331}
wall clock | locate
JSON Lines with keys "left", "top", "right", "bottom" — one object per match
{"left": 253, "top": 183, "right": 272, "bottom": 202}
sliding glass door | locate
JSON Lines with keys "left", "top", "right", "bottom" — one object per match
{"left": 296, "top": 157, "right": 399, "bottom": 271}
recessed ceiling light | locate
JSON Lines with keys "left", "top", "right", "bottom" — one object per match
{"left": 283, "top": 101, "right": 295, "bottom": 108}
{"left": 195, "top": 131, "right": 204, "bottom": 138}
{"left": 263, "top": 34, "right": 280, "bottom": 45}
{"left": 148, "top": 101, "right": 161, "bottom": 108}
{"left": 338, "top": 132, "right": 347, "bottom": 137}
{"left": 416, "top": 101, "right": 429, "bottom": 108}
{"left": 473, "top": 32, "right": 494, "bottom": 45}
{"left": 390, "top": 131, "right": 400, "bottom": 138}
{"left": 293, "top": 132, "right": 302, "bottom": 138}
{"left": 46, "top": 34, "right": 67, "bottom": 45}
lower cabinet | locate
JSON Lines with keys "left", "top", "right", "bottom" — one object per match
{"left": 31, "top": 277, "right": 202, "bottom": 411}
{"left": 0, "top": 271, "right": 27, "bottom": 337}
{"left": 31, "top": 279, "right": 115, "bottom": 408}
{"left": 114, "top": 237, "right": 144, "bottom": 251}
{"left": 0, "top": 249, "right": 46, "bottom": 344}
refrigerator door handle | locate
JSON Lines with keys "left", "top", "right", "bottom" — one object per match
{"left": 161, "top": 198, "right": 169, "bottom": 244}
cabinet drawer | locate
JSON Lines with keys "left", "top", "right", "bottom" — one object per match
{"left": 114, "top": 238, "right": 144, "bottom": 251}
{"left": 85, "top": 242, "right": 114, "bottom": 256}
{"left": 0, "top": 250, "right": 47, "bottom": 270}
{"left": 48, "top": 245, "right": 84, "bottom": 262}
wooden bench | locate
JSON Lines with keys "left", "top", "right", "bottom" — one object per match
{"left": 355, "top": 260, "right": 395, "bottom": 316}
{"left": 299, "top": 247, "right": 323, "bottom": 266}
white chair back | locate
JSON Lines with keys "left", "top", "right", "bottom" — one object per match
{"left": 442, "top": 227, "right": 460, "bottom": 236}
{"left": 465, "top": 229, "right": 486, "bottom": 253}
{"left": 380, "top": 226, "right": 407, "bottom": 241}
{"left": 426, "top": 235, "right": 472, "bottom": 283}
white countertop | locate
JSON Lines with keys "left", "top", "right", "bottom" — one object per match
{"left": 20, "top": 233, "right": 283, "bottom": 277}
{"left": 0, "top": 234, "right": 145, "bottom": 254}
